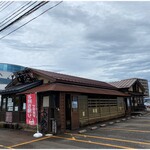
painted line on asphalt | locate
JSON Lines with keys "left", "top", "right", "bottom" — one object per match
{"left": 132, "top": 119, "right": 150, "bottom": 122}
{"left": 4, "top": 134, "right": 135, "bottom": 149}
{"left": 52, "top": 135, "right": 135, "bottom": 149}
{"left": 118, "top": 120, "right": 150, "bottom": 126}
{"left": 9, "top": 136, "right": 52, "bottom": 148}
{"left": 65, "top": 133, "right": 150, "bottom": 146}
{"left": 0, "top": 144, "right": 15, "bottom": 149}
{"left": 119, "top": 123, "right": 150, "bottom": 127}
{"left": 102, "top": 128, "right": 150, "bottom": 133}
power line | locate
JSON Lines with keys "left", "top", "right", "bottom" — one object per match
{"left": 0, "top": 1, "right": 49, "bottom": 32}
{"left": 0, "top": 1, "right": 7, "bottom": 9}
{"left": 0, "top": 1, "right": 10, "bottom": 10}
{"left": 0, "top": 1, "right": 14, "bottom": 13}
{"left": 0, "top": 1, "right": 38, "bottom": 29}
{"left": 0, "top": 1, "right": 63, "bottom": 41}
{"left": 0, "top": 1, "right": 33, "bottom": 25}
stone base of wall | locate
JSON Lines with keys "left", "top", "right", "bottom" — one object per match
{"left": 0, "top": 122, "right": 19, "bottom": 129}
{"left": 0, "top": 122, "right": 41, "bottom": 133}
{"left": 19, "top": 123, "right": 37, "bottom": 132}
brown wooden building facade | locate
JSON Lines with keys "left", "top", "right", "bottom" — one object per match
{"left": 0, "top": 68, "right": 129, "bottom": 134}
{"left": 110, "top": 78, "right": 146, "bottom": 114}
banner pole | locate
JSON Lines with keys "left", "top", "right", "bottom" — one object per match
{"left": 33, "top": 92, "right": 43, "bottom": 138}
{"left": 36, "top": 92, "right": 39, "bottom": 133}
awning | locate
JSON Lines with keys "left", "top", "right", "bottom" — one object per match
{"left": 20, "top": 83, "right": 129, "bottom": 97}
{"left": 0, "top": 80, "right": 42, "bottom": 95}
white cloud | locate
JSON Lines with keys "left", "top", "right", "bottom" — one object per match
{"left": 0, "top": 1, "right": 150, "bottom": 87}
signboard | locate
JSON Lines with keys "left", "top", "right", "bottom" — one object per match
{"left": 43, "top": 96, "right": 49, "bottom": 107}
{"left": 72, "top": 97, "right": 78, "bottom": 109}
{"left": 26, "top": 94, "right": 37, "bottom": 126}
{"left": 8, "top": 107, "right": 13, "bottom": 111}
{"left": 52, "top": 119, "right": 57, "bottom": 134}
{"left": 5, "top": 112, "right": 12, "bottom": 123}
{"left": 7, "top": 98, "right": 13, "bottom": 111}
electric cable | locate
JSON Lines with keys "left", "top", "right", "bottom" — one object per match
{"left": 0, "top": 1, "right": 6, "bottom": 7}
{"left": 0, "top": 1, "right": 14, "bottom": 13}
{"left": 0, "top": 1, "right": 38, "bottom": 28}
{"left": 0, "top": 1, "right": 63, "bottom": 40}
{"left": 0, "top": 1, "right": 33, "bottom": 25}
{"left": 0, "top": 1, "right": 48, "bottom": 32}
{"left": 0, "top": 1, "right": 10, "bottom": 10}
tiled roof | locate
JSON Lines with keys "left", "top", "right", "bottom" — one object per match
{"left": 20, "top": 83, "right": 129, "bottom": 97}
{"left": 109, "top": 78, "right": 137, "bottom": 89}
{"left": 30, "top": 68, "right": 116, "bottom": 90}
{"left": 0, "top": 80, "right": 42, "bottom": 95}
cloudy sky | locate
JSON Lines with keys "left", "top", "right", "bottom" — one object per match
{"left": 0, "top": 1, "right": 150, "bottom": 85}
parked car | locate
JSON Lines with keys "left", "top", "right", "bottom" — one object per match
{"left": 144, "top": 101, "right": 150, "bottom": 109}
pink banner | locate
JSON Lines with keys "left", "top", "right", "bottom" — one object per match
{"left": 26, "top": 93, "right": 37, "bottom": 126}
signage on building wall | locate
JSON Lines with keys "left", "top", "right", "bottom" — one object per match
{"left": 5, "top": 112, "right": 12, "bottom": 123}
{"left": 26, "top": 94, "right": 37, "bottom": 126}
{"left": 7, "top": 98, "right": 13, "bottom": 111}
{"left": 72, "top": 96, "right": 78, "bottom": 109}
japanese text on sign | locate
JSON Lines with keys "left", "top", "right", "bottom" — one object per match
{"left": 26, "top": 94, "right": 37, "bottom": 126}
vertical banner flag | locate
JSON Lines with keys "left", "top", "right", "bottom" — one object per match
{"left": 26, "top": 93, "right": 37, "bottom": 126}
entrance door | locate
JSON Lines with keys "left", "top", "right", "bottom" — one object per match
{"left": 39, "top": 95, "right": 58, "bottom": 134}
{"left": 39, "top": 96, "right": 49, "bottom": 134}
{"left": 65, "top": 94, "right": 79, "bottom": 130}
{"left": 65, "top": 94, "right": 71, "bottom": 130}
{"left": 40, "top": 107, "right": 49, "bottom": 133}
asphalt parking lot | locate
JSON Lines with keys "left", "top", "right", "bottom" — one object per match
{"left": 0, "top": 111, "right": 150, "bottom": 149}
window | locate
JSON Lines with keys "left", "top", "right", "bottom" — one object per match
{"left": 43, "top": 96, "right": 49, "bottom": 107}
{"left": 7, "top": 98, "right": 13, "bottom": 111}
{"left": 0, "top": 95, "right": 1, "bottom": 110}
{"left": 14, "top": 96, "right": 19, "bottom": 111}
{"left": 20, "top": 95, "right": 26, "bottom": 111}
{"left": 88, "top": 98, "right": 117, "bottom": 108}
{"left": 72, "top": 96, "right": 78, "bottom": 109}
{"left": 2, "top": 98, "right": 7, "bottom": 111}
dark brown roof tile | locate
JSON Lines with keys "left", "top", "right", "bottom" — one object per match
{"left": 109, "top": 78, "right": 137, "bottom": 88}
{"left": 30, "top": 68, "right": 116, "bottom": 90}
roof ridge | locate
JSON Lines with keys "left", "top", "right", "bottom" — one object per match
{"left": 29, "top": 68, "right": 116, "bottom": 89}
{"left": 109, "top": 78, "right": 137, "bottom": 83}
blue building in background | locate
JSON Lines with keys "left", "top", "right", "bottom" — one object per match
{"left": 0, "top": 63, "right": 25, "bottom": 90}
{"left": 0, "top": 63, "right": 24, "bottom": 72}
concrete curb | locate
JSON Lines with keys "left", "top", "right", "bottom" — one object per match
{"left": 45, "top": 134, "right": 53, "bottom": 137}
{"left": 131, "top": 116, "right": 135, "bottom": 118}
{"left": 127, "top": 117, "right": 131, "bottom": 120}
{"left": 109, "top": 122, "right": 114, "bottom": 125}
{"left": 78, "top": 129, "right": 87, "bottom": 134}
{"left": 100, "top": 124, "right": 106, "bottom": 127}
{"left": 90, "top": 126, "right": 98, "bottom": 130}
{"left": 115, "top": 120, "right": 120, "bottom": 123}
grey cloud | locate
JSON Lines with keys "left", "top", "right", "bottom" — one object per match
{"left": 47, "top": 2, "right": 89, "bottom": 26}
{"left": 0, "top": 1, "right": 150, "bottom": 87}
{"left": 2, "top": 39, "right": 52, "bottom": 52}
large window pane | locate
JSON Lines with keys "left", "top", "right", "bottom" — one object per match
{"left": 2, "top": 98, "right": 7, "bottom": 111}
{"left": 0, "top": 95, "right": 1, "bottom": 110}
{"left": 21, "top": 95, "right": 26, "bottom": 111}
{"left": 14, "top": 96, "right": 19, "bottom": 111}
{"left": 7, "top": 98, "right": 13, "bottom": 111}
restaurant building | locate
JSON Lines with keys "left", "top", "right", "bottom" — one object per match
{"left": 0, "top": 68, "right": 129, "bottom": 134}
{"left": 110, "top": 78, "right": 146, "bottom": 114}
